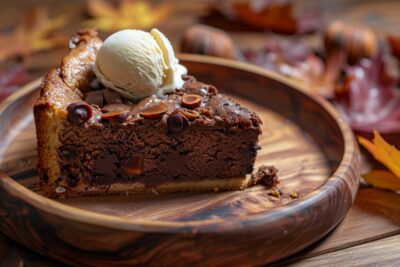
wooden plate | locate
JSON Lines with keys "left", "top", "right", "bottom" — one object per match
{"left": 0, "top": 55, "right": 360, "bottom": 266}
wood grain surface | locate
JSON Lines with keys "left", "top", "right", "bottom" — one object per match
{"left": 0, "top": 56, "right": 360, "bottom": 266}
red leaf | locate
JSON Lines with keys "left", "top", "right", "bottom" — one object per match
{"left": 0, "top": 66, "right": 30, "bottom": 102}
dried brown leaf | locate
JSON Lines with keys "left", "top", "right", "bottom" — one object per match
{"left": 0, "top": 7, "right": 68, "bottom": 61}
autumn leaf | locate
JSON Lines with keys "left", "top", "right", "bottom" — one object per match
{"left": 358, "top": 130, "right": 400, "bottom": 178}
{"left": 0, "top": 66, "right": 30, "bottom": 102}
{"left": 363, "top": 170, "right": 400, "bottom": 191}
{"left": 84, "top": 0, "right": 171, "bottom": 31}
{"left": 0, "top": 7, "right": 68, "bottom": 61}
{"left": 208, "top": 0, "right": 321, "bottom": 34}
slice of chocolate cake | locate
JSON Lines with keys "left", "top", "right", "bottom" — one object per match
{"left": 34, "top": 29, "right": 262, "bottom": 197}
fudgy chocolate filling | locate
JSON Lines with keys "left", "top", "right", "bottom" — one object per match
{"left": 58, "top": 76, "right": 262, "bottom": 188}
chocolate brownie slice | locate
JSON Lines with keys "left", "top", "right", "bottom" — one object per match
{"left": 34, "top": 30, "right": 262, "bottom": 197}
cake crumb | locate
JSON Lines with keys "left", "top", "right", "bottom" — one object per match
{"left": 290, "top": 191, "right": 299, "bottom": 199}
{"left": 250, "top": 165, "right": 279, "bottom": 188}
{"left": 268, "top": 188, "right": 281, "bottom": 198}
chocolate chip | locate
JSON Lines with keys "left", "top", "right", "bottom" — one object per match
{"left": 103, "top": 89, "right": 122, "bottom": 104}
{"left": 123, "top": 154, "right": 143, "bottom": 176}
{"left": 181, "top": 94, "right": 202, "bottom": 108}
{"left": 101, "top": 110, "right": 130, "bottom": 121}
{"left": 67, "top": 102, "right": 92, "bottom": 124}
{"left": 84, "top": 90, "right": 104, "bottom": 107}
{"left": 140, "top": 103, "right": 168, "bottom": 119}
{"left": 179, "top": 108, "right": 200, "bottom": 120}
{"left": 167, "top": 111, "right": 188, "bottom": 133}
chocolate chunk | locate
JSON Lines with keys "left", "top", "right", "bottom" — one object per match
{"left": 123, "top": 154, "right": 143, "bottom": 176}
{"left": 67, "top": 102, "right": 92, "bottom": 124}
{"left": 93, "top": 153, "right": 119, "bottom": 178}
{"left": 182, "top": 94, "right": 202, "bottom": 108}
{"left": 101, "top": 110, "right": 130, "bottom": 121}
{"left": 140, "top": 103, "right": 168, "bottom": 119}
{"left": 84, "top": 90, "right": 104, "bottom": 107}
{"left": 167, "top": 111, "right": 188, "bottom": 133}
{"left": 179, "top": 108, "right": 200, "bottom": 120}
{"left": 251, "top": 165, "right": 278, "bottom": 188}
{"left": 103, "top": 89, "right": 122, "bottom": 104}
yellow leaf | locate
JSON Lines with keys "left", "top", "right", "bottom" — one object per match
{"left": 363, "top": 170, "right": 400, "bottom": 191}
{"left": 358, "top": 135, "right": 376, "bottom": 156}
{"left": 84, "top": 0, "right": 171, "bottom": 31}
{"left": 87, "top": 0, "right": 116, "bottom": 17}
{"left": 358, "top": 130, "right": 400, "bottom": 178}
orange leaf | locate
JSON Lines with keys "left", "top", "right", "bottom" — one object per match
{"left": 363, "top": 170, "right": 400, "bottom": 191}
{"left": 84, "top": 0, "right": 171, "bottom": 31}
{"left": 358, "top": 130, "right": 400, "bottom": 178}
{"left": 0, "top": 7, "right": 68, "bottom": 61}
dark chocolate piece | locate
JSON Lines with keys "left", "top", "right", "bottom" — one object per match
{"left": 103, "top": 89, "right": 122, "bottom": 104}
{"left": 67, "top": 102, "right": 92, "bottom": 124}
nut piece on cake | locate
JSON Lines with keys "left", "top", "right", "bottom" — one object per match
{"left": 34, "top": 28, "right": 263, "bottom": 197}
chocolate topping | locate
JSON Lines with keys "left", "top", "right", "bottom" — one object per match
{"left": 67, "top": 102, "right": 92, "bottom": 124}
{"left": 84, "top": 90, "right": 104, "bottom": 107}
{"left": 103, "top": 89, "right": 122, "bottom": 104}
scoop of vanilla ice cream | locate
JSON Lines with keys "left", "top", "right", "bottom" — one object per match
{"left": 94, "top": 29, "right": 187, "bottom": 100}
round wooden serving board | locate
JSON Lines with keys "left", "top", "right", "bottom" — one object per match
{"left": 0, "top": 55, "right": 360, "bottom": 266}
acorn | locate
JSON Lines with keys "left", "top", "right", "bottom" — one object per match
{"left": 181, "top": 24, "right": 242, "bottom": 60}
{"left": 324, "top": 21, "right": 380, "bottom": 64}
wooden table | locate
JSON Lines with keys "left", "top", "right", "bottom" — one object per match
{"left": 1, "top": 1, "right": 400, "bottom": 266}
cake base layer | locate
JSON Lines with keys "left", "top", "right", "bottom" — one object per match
{"left": 43, "top": 176, "right": 254, "bottom": 197}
